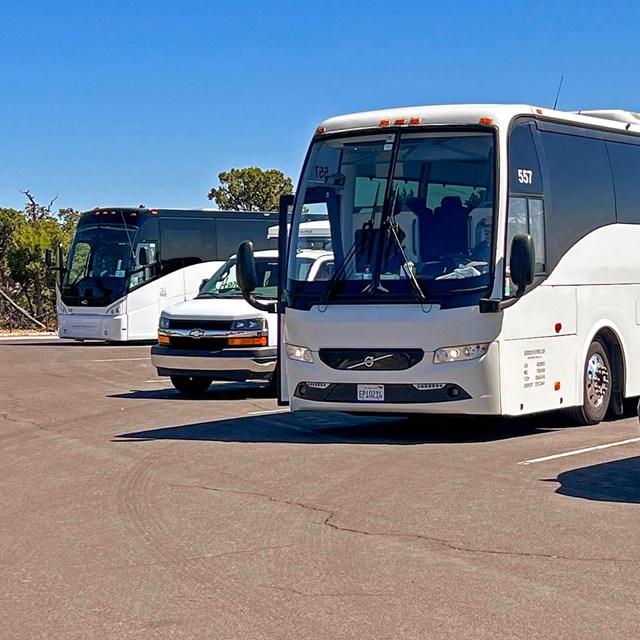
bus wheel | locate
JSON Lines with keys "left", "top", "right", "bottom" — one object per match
{"left": 570, "top": 340, "right": 611, "bottom": 425}
{"left": 170, "top": 375, "right": 212, "bottom": 397}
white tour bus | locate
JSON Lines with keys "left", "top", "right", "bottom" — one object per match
{"left": 237, "top": 104, "right": 640, "bottom": 425}
{"left": 47, "top": 206, "right": 276, "bottom": 341}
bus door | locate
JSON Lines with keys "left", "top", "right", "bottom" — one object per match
{"left": 277, "top": 194, "right": 294, "bottom": 405}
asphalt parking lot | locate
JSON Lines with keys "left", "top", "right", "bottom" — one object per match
{"left": 1, "top": 337, "right": 639, "bottom": 639}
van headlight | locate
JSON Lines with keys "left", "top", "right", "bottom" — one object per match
{"left": 286, "top": 343, "right": 314, "bottom": 363}
{"left": 231, "top": 318, "right": 266, "bottom": 331}
{"left": 159, "top": 315, "right": 170, "bottom": 330}
{"left": 433, "top": 343, "right": 489, "bottom": 364}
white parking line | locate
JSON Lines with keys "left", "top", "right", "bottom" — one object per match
{"left": 91, "top": 357, "right": 150, "bottom": 363}
{"left": 247, "top": 409, "right": 286, "bottom": 416}
{"left": 518, "top": 437, "right": 640, "bottom": 465}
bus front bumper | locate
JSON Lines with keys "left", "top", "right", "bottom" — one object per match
{"left": 151, "top": 344, "right": 277, "bottom": 381}
{"left": 287, "top": 343, "right": 501, "bottom": 416}
{"left": 58, "top": 313, "right": 127, "bottom": 341}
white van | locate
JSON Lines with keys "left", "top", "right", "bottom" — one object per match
{"left": 151, "top": 249, "right": 334, "bottom": 396}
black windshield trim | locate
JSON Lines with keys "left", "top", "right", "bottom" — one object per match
{"left": 287, "top": 125, "right": 498, "bottom": 310}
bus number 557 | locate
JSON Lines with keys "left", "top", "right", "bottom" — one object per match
{"left": 517, "top": 168, "right": 533, "bottom": 184}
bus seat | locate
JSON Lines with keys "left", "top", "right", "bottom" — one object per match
{"left": 404, "top": 197, "right": 435, "bottom": 261}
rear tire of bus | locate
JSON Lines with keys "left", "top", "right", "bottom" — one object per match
{"left": 170, "top": 375, "right": 212, "bottom": 397}
{"left": 570, "top": 340, "right": 611, "bottom": 426}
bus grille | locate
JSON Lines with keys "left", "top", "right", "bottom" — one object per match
{"left": 319, "top": 348, "right": 424, "bottom": 370}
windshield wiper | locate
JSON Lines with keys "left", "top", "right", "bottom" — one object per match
{"left": 384, "top": 193, "right": 427, "bottom": 302}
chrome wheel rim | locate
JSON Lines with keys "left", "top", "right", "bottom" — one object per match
{"left": 586, "top": 353, "right": 609, "bottom": 409}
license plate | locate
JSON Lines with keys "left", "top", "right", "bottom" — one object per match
{"left": 357, "top": 384, "right": 385, "bottom": 402}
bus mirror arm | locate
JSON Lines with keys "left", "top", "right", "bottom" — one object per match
{"left": 240, "top": 289, "right": 277, "bottom": 314}
{"left": 479, "top": 297, "right": 519, "bottom": 313}
{"left": 236, "top": 240, "right": 277, "bottom": 313}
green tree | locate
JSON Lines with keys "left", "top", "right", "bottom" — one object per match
{"left": 207, "top": 167, "right": 293, "bottom": 211}
{"left": 0, "top": 192, "right": 80, "bottom": 331}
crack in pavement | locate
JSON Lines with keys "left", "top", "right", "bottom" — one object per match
{"left": 171, "top": 483, "right": 640, "bottom": 565}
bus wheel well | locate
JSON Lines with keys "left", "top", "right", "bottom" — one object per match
{"left": 593, "top": 328, "right": 624, "bottom": 416}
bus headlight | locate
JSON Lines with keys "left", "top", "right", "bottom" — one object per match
{"left": 231, "top": 318, "right": 266, "bottom": 331}
{"left": 159, "top": 315, "right": 170, "bottom": 330}
{"left": 286, "top": 343, "right": 314, "bottom": 363}
{"left": 434, "top": 343, "right": 489, "bottom": 364}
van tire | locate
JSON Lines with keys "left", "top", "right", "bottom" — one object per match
{"left": 170, "top": 375, "right": 212, "bottom": 397}
{"left": 569, "top": 340, "right": 611, "bottom": 425}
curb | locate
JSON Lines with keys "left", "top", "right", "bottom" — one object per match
{"left": 0, "top": 333, "right": 59, "bottom": 341}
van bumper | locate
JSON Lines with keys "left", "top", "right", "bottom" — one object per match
{"left": 151, "top": 344, "right": 277, "bottom": 381}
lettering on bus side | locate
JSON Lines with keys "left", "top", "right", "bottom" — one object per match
{"left": 523, "top": 348, "right": 546, "bottom": 389}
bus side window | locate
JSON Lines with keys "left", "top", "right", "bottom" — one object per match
{"left": 505, "top": 197, "right": 546, "bottom": 297}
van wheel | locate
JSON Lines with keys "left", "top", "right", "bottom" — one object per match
{"left": 170, "top": 375, "right": 212, "bottom": 397}
{"left": 570, "top": 340, "right": 611, "bottom": 425}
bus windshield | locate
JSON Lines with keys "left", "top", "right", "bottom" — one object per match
{"left": 61, "top": 223, "right": 138, "bottom": 306}
{"left": 199, "top": 255, "right": 280, "bottom": 300}
{"left": 288, "top": 128, "right": 495, "bottom": 305}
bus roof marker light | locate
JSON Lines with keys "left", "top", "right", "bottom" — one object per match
{"left": 316, "top": 126, "right": 326, "bottom": 135}
{"left": 409, "top": 117, "right": 421, "bottom": 125}
{"left": 536, "top": 108, "right": 543, "bottom": 114}
{"left": 379, "top": 119, "right": 391, "bottom": 127}
{"left": 555, "top": 381, "right": 561, "bottom": 391}
{"left": 479, "top": 117, "right": 493, "bottom": 125}
{"left": 151, "top": 210, "right": 158, "bottom": 215}
{"left": 394, "top": 118, "right": 406, "bottom": 125}
{"left": 555, "top": 323, "right": 562, "bottom": 333}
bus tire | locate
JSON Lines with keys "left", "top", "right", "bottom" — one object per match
{"left": 170, "top": 375, "right": 212, "bottom": 397}
{"left": 570, "top": 340, "right": 611, "bottom": 426}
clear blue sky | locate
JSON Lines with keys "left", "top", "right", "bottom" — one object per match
{"left": 2, "top": 1, "right": 639, "bottom": 212}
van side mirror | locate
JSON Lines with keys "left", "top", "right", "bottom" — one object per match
{"left": 237, "top": 241, "right": 257, "bottom": 292}
{"left": 510, "top": 233, "right": 535, "bottom": 296}
{"left": 45, "top": 248, "right": 54, "bottom": 268}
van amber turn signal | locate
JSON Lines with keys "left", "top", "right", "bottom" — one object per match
{"left": 228, "top": 336, "right": 268, "bottom": 347}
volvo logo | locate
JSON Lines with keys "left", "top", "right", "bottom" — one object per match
{"left": 348, "top": 353, "right": 394, "bottom": 370}
{"left": 189, "top": 328, "right": 205, "bottom": 339}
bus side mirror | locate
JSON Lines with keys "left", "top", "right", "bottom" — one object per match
{"left": 510, "top": 233, "right": 535, "bottom": 296}
{"left": 199, "top": 278, "right": 208, "bottom": 293}
{"left": 236, "top": 240, "right": 276, "bottom": 313}
{"left": 237, "top": 241, "right": 257, "bottom": 293}
{"left": 46, "top": 245, "right": 66, "bottom": 273}
{"left": 139, "top": 247, "right": 149, "bottom": 266}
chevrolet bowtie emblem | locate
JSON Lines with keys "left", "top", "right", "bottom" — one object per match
{"left": 189, "top": 328, "right": 205, "bottom": 338}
